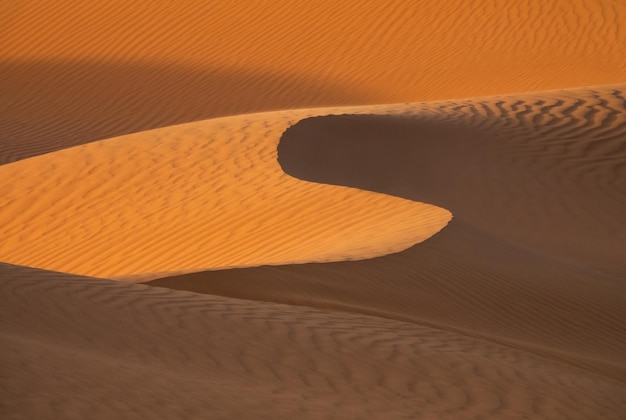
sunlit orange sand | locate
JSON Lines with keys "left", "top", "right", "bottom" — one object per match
{"left": 1, "top": 0, "right": 625, "bottom": 418}
{"left": 0, "top": 107, "right": 451, "bottom": 278}
{"left": 2, "top": 0, "right": 625, "bottom": 163}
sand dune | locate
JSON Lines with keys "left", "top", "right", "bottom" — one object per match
{"left": 2, "top": 82, "right": 625, "bottom": 417}
{"left": 3, "top": 263, "right": 625, "bottom": 419}
{"left": 4, "top": 84, "right": 622, "bottom": 280}
{"left": 279, "top": 85, "right": 626, "bottom": 275}
{"left": 0, "top": 60, "right": 368, "bottom": 165}
{"left": 2, "top": 1, "right": 626, "bottom": 418}
{"left": 151, "top": 85, "right": 626, "bottom": 382}
{"left": 2, "top": 0, "right": 625, "bottom": 164}
{"left": 0, "top": 107, "right": 450, "bottom": 278}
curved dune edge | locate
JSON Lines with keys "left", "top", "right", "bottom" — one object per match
{"left": 277, "top": 84, "right": 626, "bottom": 275}
{"left": 150, "top": 84, "right": 626, "bottom": 383}
{"left": 0, "top": 106, "right": 452, "bottom": 279}
{"left": 3, "top": 1, "right": 625, "bottom": 418}
{"left": 3, "top": 263, "right": 625, "bottom": 419}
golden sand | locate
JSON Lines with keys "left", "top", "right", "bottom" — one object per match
{"left": 1, "top": 1, "right": 625, "bottom": 418}
{"left": 0, "top": 108, "right": 451, "bottom": 278}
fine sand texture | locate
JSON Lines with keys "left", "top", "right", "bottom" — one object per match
{"left": 0, "top": 107, "right": 451, "bottom": 278}
{"left": 2, "top": 1, "right": 626, "bottom": 419}
{"left": 2, "top": 0, "right": 625, "bottom": 164}
{"left": 2, "top": 84, "right": 625, "bottom": 419}
{"left": 2, "top": 263, "right": 625, "bottom": 419}
{"left": 150, "top": 85, "right": 626, "bottom": 383}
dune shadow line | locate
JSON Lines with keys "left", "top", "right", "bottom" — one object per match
{"left": 0, "top": 59, "right": 371, "bottom": 164}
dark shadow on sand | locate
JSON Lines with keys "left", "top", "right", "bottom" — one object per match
{"left": 151, "top": 112, "right": 626, "bottom": 380}
{"left": 0, "top": 59, "right": 371, "bottom": 164}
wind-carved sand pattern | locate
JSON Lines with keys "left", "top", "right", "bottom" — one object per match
{"left": 150, "top": 85, "right": 626, "bottom": 402}
{"left": 2, "top": 263, "right": 625, "bottom": 419}
{"left": 2, "top": 86, "right": 626, "bottom": 419}
{"left": 2, "top": 0, "right": 625, "bottom": 165}
{"left": 2, "top": 0, "right": 626, "bottom": 418}
{"left": 0, "top": 109, "right": 451, "bottom": 279}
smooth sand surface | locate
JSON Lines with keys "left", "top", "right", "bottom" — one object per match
{"left": 2, "top": 1, "right": 626, "bottom": 418}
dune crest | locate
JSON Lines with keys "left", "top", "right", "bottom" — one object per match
{"left": 2, "top": 1, "right": 625, "bottom": 417}
{"left": 151, "top": 84, "right": 626, "bottom": 383}
{"left": 0, "top": 109, "right": 451, "bottom": 279}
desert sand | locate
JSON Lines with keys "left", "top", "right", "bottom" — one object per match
{"left": 1, "top": 1, "right": 625, "bottom": 419}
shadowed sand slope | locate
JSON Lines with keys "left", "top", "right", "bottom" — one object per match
{"left": 2, "top": 263, "right": 625, "bottom": 419}
{"left": 0, "top": 108, "right": 451, "bottom": 278}
{"left": 3, "top": 1, "right": 625, "bottom": 418}
{"left": 278, "top": 86, "right": 626, "bottom": 275}
{"left": 0, "top": 60, "right": 368, "bottom": 165}
{"left": 2, "top": 0, "right": 625, "bottom": 164}
{"left": 151, "top": 85, "right": 626, "bottom": 382}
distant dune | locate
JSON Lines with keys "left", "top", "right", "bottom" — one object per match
{"left": 2, "top": 0, "right": 625, "bottom": 163}
{"left": 151, "top": 85, "right": 626, "bottom": 382}
{"left": 1, "top": 0, "right": 625, "bottom": 419}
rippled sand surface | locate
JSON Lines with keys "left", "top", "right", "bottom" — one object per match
{"left": 1, "top": 1, "right": 625, "bottom": 418}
